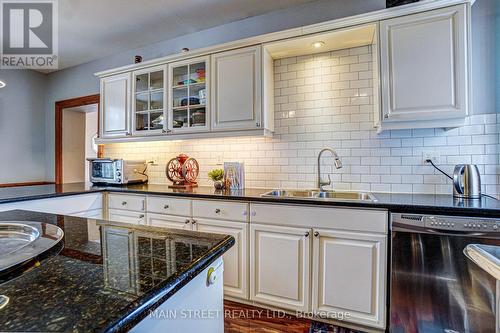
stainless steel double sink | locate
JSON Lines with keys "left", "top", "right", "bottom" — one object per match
{"left": 261, "top": 189, "right": 377, "bottom": 202}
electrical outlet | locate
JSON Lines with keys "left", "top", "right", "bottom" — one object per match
{"left": 423, "top": 151, "right": 440, "bottom": 165}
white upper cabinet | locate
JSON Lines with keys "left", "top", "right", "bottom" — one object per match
{"left": 378, "top": 4, "right": 469, "bottom": 130}
{"left": 100, "top": 73, "right": 131, "bottom": 138}
{"left": 132, "top": 65, "right": 167, "bottom": 136}
{"left": 211, "top": 45, "right": 262, "bottom": 131}
{"left": 168, "top": 56, "right": 210, "bottom": 133}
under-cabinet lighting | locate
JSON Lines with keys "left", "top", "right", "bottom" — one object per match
{"left": 0, "top": 81, "right": 5, "bottom": 88}
{"left": 312, "top": 41, "right": 325, "bottom": 49}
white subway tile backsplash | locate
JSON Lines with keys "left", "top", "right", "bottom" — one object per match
{"left": 104, "top": 46, "right": 499, "bottom": 197}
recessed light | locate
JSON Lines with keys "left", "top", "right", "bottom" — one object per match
{"left": 0, "top": 81, "right": 5, "bottom": 88}
{"left": 312, "top": 41, "right": 325, "bottom": 49}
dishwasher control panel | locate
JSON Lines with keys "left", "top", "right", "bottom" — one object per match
{"left": 392, "top": 213, "right": 500, "bottom": 233}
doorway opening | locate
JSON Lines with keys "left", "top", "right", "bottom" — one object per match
{"left": 55, "top": 94, "right": 100, "bottom": 185}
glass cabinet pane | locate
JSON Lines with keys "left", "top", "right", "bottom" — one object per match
{"left": 173, "top": 66, "right": 188, "bottom": 86}
{"left": 134, "top": 68, "right": 165, "bottom": 133}
{"left": 173, "top": 109, "right": 188, "bottom": 128}
{"left": 136, "top": 113, "right": 148, "bottom": 131}
{"left": 150, "top": 112, "right": 164, "bottom": 130}
{"left": 150, "top": 71, "right": 163, "bottom": 90}
{"left": 170, "top": 60, "right": 208, "bottom": 131}
{"left": 173, "top": 87, "right": 187, "bottom": 108}
{"left": 150, "top": 91, "right": 163, "bottom": 110}
{"left": 136, "top": 93, "right": 148, "bottom": 112}
{"left": 189, "top": 62, "right": 206, "bottom": 84}
{"left": 189, "top": 84, "right": 206, "bottom": 106}
{"left": 190, "top": 107, "right": 206, "bottom": 127}
{"left": 136, "top": 74, "right": 148, "bottom": 93}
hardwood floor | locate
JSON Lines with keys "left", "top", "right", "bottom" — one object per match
{"left": 224, "top": 300, "right": 364, "bottom": 333}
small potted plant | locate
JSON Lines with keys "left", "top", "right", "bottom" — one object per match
{"left": 208, "top": 169, "right": 224, "bottom": 190}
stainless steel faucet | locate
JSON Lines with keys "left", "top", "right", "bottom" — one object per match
{"left": 317, "top": 147, "right": 342, "bottom": 191}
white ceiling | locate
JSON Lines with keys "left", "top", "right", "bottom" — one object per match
{"left": 57, "top": 0, "right": 316, "bottom": 70}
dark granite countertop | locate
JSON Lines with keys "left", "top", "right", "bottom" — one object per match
{"left": 0, "top": 210, "right": 234, "bottom": 333}
{"left": 0, "top": 182, "right": 498, "bottom": 217}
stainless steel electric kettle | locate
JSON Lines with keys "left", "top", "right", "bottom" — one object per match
{"left": 453, "top": 164, "right": 481, "bottom": 199}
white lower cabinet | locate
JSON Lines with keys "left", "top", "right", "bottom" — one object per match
{"left": 102, "top": 194, "right": 388, "bottom": 330}
{"left": 108, "top": 209, "right": 146, "bottom": 225}
{"left": 312, "top": 229, "right": 387, "bottom": 329}
{"left": 250, "top": 223, "right": 310, "bottom": 312}
{"left": 148, "top": 213, "right": 192, "bottom": 230}
{"left": 195, "top": 218, "right": 248, "bottom": 299}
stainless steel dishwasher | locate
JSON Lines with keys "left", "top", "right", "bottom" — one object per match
{"left": 390, "top": 213, "right": 500, "bottom": 333}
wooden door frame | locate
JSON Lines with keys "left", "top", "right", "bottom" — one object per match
{"left": 55, "top": 94, "right": 100, "bottom": 185}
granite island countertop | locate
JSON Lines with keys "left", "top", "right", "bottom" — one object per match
{"left": 0, "top": 183, "right": 498, "bottom": 218}
{"left": 0, "top": 210, "right": 234, "bottom": 333}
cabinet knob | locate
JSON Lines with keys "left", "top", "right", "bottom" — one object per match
{"left": 121, "top": 201, "right": 127, "bottom": 206}
{"left": 384, "top": 114, "right": 389, "bottom": 119}
{"left": 215, "top": 208, "right": 221, "bottom": 214}
{"left": 256, "top": 122, "right": 261, "bottom": 128}
{"left": 314, "top": 231, "right": 319, "bottom": 237}
{"left": 185, "top": 219, "right": 190, "bottom": 224}
{"left": 162, "top": 129, "right": 167, "bottom": 133}
{"left": 139, "top": 214, "right": 145, "bottom": 219}
{"left": 191, "top": 219, "right": 197, "bottom": 225}
{"left": 126, "top": 132, "right": 132, "bottom": 136}
{"left": 251, "top": 211, "right": 256, "bottom": 217}
{"left": 243, "top": 211, "right": 248, "bottom": 216}
{"left": 304, "top": 231, "right": 310, "bottom": 237}
{"left": 164, "top": 204, "right": 169, "bottom": 209}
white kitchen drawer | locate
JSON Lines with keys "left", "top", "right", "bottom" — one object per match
{"left": 250, "top": 203, "right": 387, "bottom": 234}
{"left": 108, "top": 194, "right": 146, "bottom": 212}
{"left": 147, "top": 196, "right": 191, "bottom": 216}
{"left": 148, "top": 213, "right": 192, "bottom": 230}
{"left": 193, "top": 200, "right": 248, "bottom": 222}
{"left": 108, "top": 209, "right": 146, "bottom": 225}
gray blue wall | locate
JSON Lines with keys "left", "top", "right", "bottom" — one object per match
{"left": 0, "top": 69, "right": 47, "bottom": 183}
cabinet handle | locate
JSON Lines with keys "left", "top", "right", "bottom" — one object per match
{"left": 126, "top": 132, "right": 132, "bottom": 136}
{"left": 384, "top": 114, "right": 389, "bottom": 119}
{"left": 164, "top": 204, "right": 170, "bottom": 209}
{"left": 304, "top": 231, "right": 310, "bottom": 237}
{"left": 215, "top": 208, "right": 221, "bottom": 214}
{"left": 314, "top": 231, "right": 319, "bottom": 237}
{"left": 142, "top": 200, "right": 146, "bottom": 211}
{"left": 139, "top": 214, "right": 145, "bottom": 219}
{"left": 121, "top": 201, "right": 127, "bottom": 206}
{"left": 191, "top": 219, "right": 197, "bottom": 225}
{"left": 251, "top": 211, "right": 256, "bottom": 217}
{"left": 185, "top": 219, "right": 190, "bottom": 224}
{"left": 162, "top": 129, "right": 167, "bottom": 133}
{"left": 243, "top": 211, "right": 248, "bottom": 216}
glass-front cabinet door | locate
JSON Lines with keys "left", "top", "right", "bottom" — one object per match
{"left": 132, "top": 65, "right": 167, "bottom": 135}
{"left": 168, "top": 56, "right": 210, "bottom": 133}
